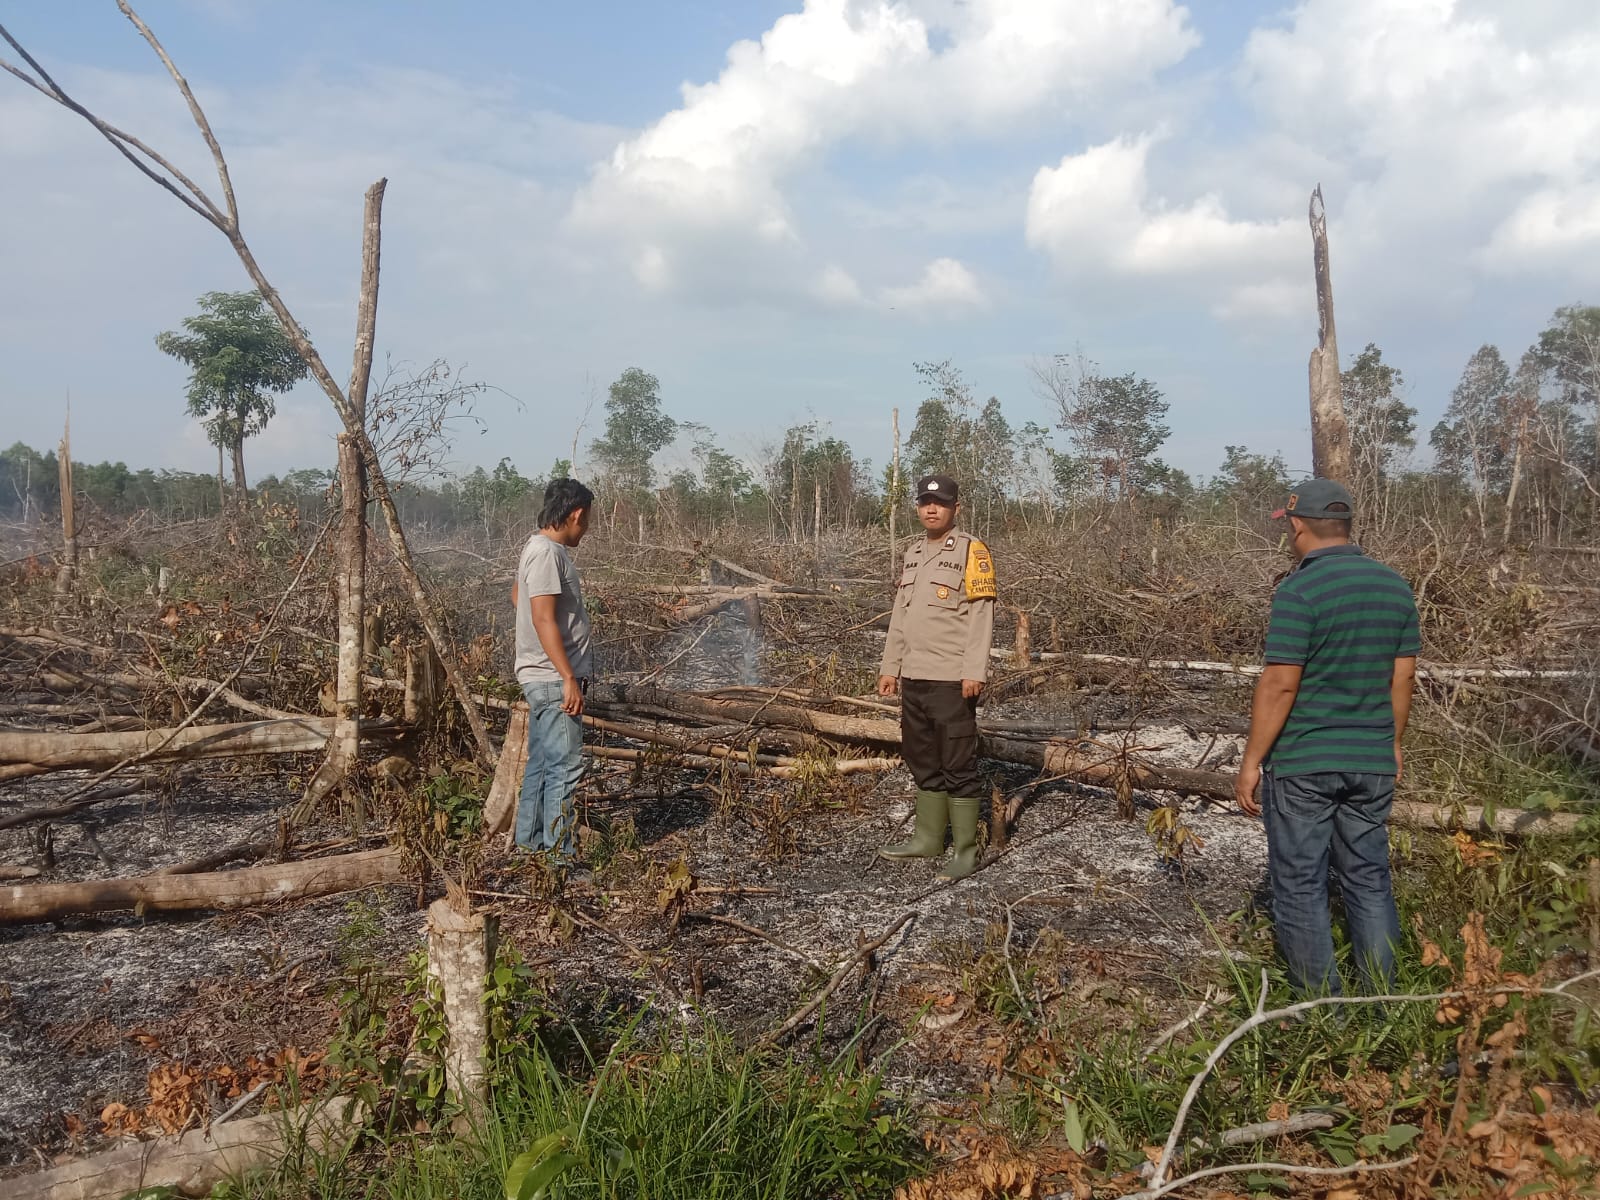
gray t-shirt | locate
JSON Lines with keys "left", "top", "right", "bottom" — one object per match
{"left": 514, "top": 532, "right": 594, "bottom": 685}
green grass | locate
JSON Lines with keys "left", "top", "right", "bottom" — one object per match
{"left": 977, "top": 817, "right": 1600, "bottom": 1178}
{"left": 221, "top": 1018, "right": 917, "bottom": 1200}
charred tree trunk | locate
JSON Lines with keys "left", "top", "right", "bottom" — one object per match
{"left": 1307, "top": 186, "right": 1350, "bottom": 484}
{"left": 54, "top": 417, "right": 77, "bottom": 596}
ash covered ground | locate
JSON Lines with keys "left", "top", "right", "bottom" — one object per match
{"left": 1, "top": 608, "right": 1270, "bottom": 1172}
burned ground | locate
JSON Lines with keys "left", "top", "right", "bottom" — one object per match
{"left": 0, "top": 673, "right": 1267, "bottom": 1171}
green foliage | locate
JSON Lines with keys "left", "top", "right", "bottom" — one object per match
{"left": 155, "top": 290, "right": 309, "bottom": 494}
{"left": 1041, "top": 356, "right": 1171, "bottom": 503}
{"left": 590, "top": 367, "right": 676, "bottom": 493}
{"left": 905, "top": 360, "right": 1014, "bottom": 533}
{"left": 422, "top": 764, "right": 487, "bottom": 841}
{"left": 460, "top": 457, "right": 537, "bottom": 536}
{"left": 243, "top": 1012, "right": 914, "bottom": 1200}
{"left": 766, "top": 420, "right": 871, "bottom": 534}
{"left": 1208, "top": 444, "right": 1289, "bottom": 509}
{"left": 1341, "top": 342, "right": 1418, "bottom": 490}
{"left": 1432, "top": 344, "right": 1517, "bottom": 509}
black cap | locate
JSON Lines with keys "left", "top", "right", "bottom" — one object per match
{"left": 914, "top": 474, "right": 959, "bottom": 504}
{"left": 1273, "top": 478, "right": 1355, "bottom": 520}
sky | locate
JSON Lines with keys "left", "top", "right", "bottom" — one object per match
{"left": 2, "top": 0, "right": 1598, "bottom": 488}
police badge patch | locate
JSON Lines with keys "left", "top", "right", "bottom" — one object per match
{"left": 964, "top": 539, "right": 997, "bottom": 600}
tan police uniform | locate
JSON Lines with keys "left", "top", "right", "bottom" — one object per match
{"left": 880, "top": 523, "right": 997, "bottom": 806}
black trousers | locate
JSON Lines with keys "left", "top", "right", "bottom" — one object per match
{"left": 900, "top": 678, "right": 979, "bottom": 798}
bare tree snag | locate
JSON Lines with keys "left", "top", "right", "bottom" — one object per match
{"left": 0, "top": 9, "right": 499, "bottom": 770}
{"left": 426, "top": 896, "right": 494, "bottom": 1109}
{"left": 0, "top": 847, "right": 404, "bottom": 923}
{"left": 1307, "top": 185, "right": 1350, "bottom": 484}
{"left": 402, "top": 639, "right": 444, "bottom": 726}
{"left": 6, "top": 1097, "right": 365, "bottom": 1200}
{"left": 1013, "top": 610, "right": 1031, "bottom": 666}
{"left": 54, "top": 413, "right": 77, "bottom": 596}
{"left": 889, "top": 406, "right": 900, "bottom": 574}
{"left": 299, "top": 179, "right": 384, "bottom": 821}
{"left": 0, "top": 717, "right": 405, "bottom": 778}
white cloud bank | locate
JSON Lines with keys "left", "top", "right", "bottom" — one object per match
{"left": 568, "top": 0, "right": 1197, "bottom": 309}
{"left": 1024, "top": 135, "right": 1301, "bottom": 318}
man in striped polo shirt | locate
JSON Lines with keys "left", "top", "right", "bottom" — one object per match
{"left": 1235, "top": 478, "right": 1420, "bottom": 997}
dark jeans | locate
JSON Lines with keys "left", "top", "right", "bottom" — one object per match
{"left": 1261, "top": 769, "right": 1401, "bottom": 996}
{"left": 900, "top": 679, "right": 979, "bottom": 797}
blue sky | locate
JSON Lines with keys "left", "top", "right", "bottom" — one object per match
{"left": 2, "top": 0, "right": 1597, "bottom": 489}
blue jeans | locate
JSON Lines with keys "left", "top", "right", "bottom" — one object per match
{"left": 1261, "top": 769, "right": 1401, "bottom": 997}
{"left": 515, "top": 680, "right": 584, "bottom": 859}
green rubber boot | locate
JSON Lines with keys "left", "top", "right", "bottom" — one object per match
{"left": 879, "top": 789, "right": 948, "bottom": 859}
{"left": 938, "top": 797, "right": 981, "bottom": 880}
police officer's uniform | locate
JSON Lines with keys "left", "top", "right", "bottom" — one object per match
{"left": 878, "top": 474, "right": 996, "bottom": 879}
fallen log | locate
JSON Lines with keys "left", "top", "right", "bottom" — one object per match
{"left": 1389, "top": 799, "right": 1586, "bottom": 837}
{"left": 988, "top": 735, "right": 1588, "bottom": 835}
{"left": 0, "top": 847, "right": 405, "bottom": 924}
{"left": 6, "top": 1096, "right": 365, "bottom": 1200}
{"left": 982, "top": 735, "right": 1234, "bottom": 802}
{"left": 588, "top": 683, "right": 901, "bottom": 747}
{"left": 27, "top": 667, "right": 296, "bottom": 720}
{"left": 545, "top": 687, "right": 1593, "bottom": 837}
{"left": 588, "top": 744, "right": 898, "bottom": 778}
{"left": 0, "top": 717, "right": 408, "bottom": 779}
{"left": 988, "top": 649, "right": 1582, "bottom": 683}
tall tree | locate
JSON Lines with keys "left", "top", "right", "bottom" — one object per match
{"left": 765, "top": 421, "right": 864, "bottom": 539}
{"left": 1531, "top": 304, "right": 1600, "bottom": 480}
{"left": 590, "top": 367, "right": 676, "bottom": 494}
{"left": 905, "top": 360, "right": 1013, "bottom": 531}
{"left": 155, "top": 291, "right": 308, "bottom": 499}
{"left": 1431, "top": 345, "right": 1513, "bottom": 535}
{"left": 1340, "top": 343, "right": 1416, "bottom": 495}
{"left": 1209, "top": 445, "right": 1289, "bottom": 511}
{"left": 1037, "top": 356, "right": 1171, "bottom": 502}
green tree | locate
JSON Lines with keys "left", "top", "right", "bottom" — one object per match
{"left": 590, "top": 367, "right": 676, "bottom": 493}
{"left": 905, "top": 361, "right": 1014, "bottom": 532}
{"left": 1040, "top": 357, "right": 1171, "bottom": 502}
{"left": 155, "top": 291, "right": 308, "bottom": 500}
{"left": 0, "top": 441, "right": 59, "bottom": 518}
{"left": 1431, "top": 345, "right": 1514, "bottom": 535}
{"left": 1341, "top": 343, "right": 1417, "bottom": 493}
{"left": 766, "top": 422, "right": 865, "bottom": 539}
{"left": 460, "top": 456, "right": 534, "bottom": 536}
{"left": 1208, "top": 445, "right": 1289, "bottom": 510}
{"left": 1530, "top": 304, "right": 1600, "bottom": 480}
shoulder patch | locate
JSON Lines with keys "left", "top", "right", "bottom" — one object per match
{"left": 964, "top": 539, "right": 997, "bottom": 600}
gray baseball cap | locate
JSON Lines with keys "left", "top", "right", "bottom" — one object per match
{"left": 1272, "top": 478, "right": 1355, "bottom": 520}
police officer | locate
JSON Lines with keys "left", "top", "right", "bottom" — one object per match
{"left": 877, "top": 474, "right": 997, "bottom": 880}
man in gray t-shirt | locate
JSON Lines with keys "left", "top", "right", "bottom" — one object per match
{"left": 512, "top": 477, "right": 596, "bottom": 864}
{"left": 515, "top": 532, "right": 593, "bottom": 686}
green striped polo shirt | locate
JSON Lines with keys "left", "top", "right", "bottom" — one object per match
{"left": 1263, "top": 544, "right": 1421, "bottom": 777}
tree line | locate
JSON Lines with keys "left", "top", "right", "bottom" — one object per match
{"left": 3, "top": 290, "right": 1596, "bottom": 544}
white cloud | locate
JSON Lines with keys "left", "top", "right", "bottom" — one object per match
{"left": 568, "top": 0, "right": 1198, "bottom": 304}
{"left": 813, "top": 264, "right": 866, "bottom": 306}
{"left": 1481, "top": 185, "right": 1600, "bottom": 270}
{"left": 881, "top": 257, "right": 987, "bottom": 311}
{"left": 1024, "top": 135, "right": 1300, "bottom": 314}
{"left": 1238, "top": 0, "right": 1600, "bottom": 282}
